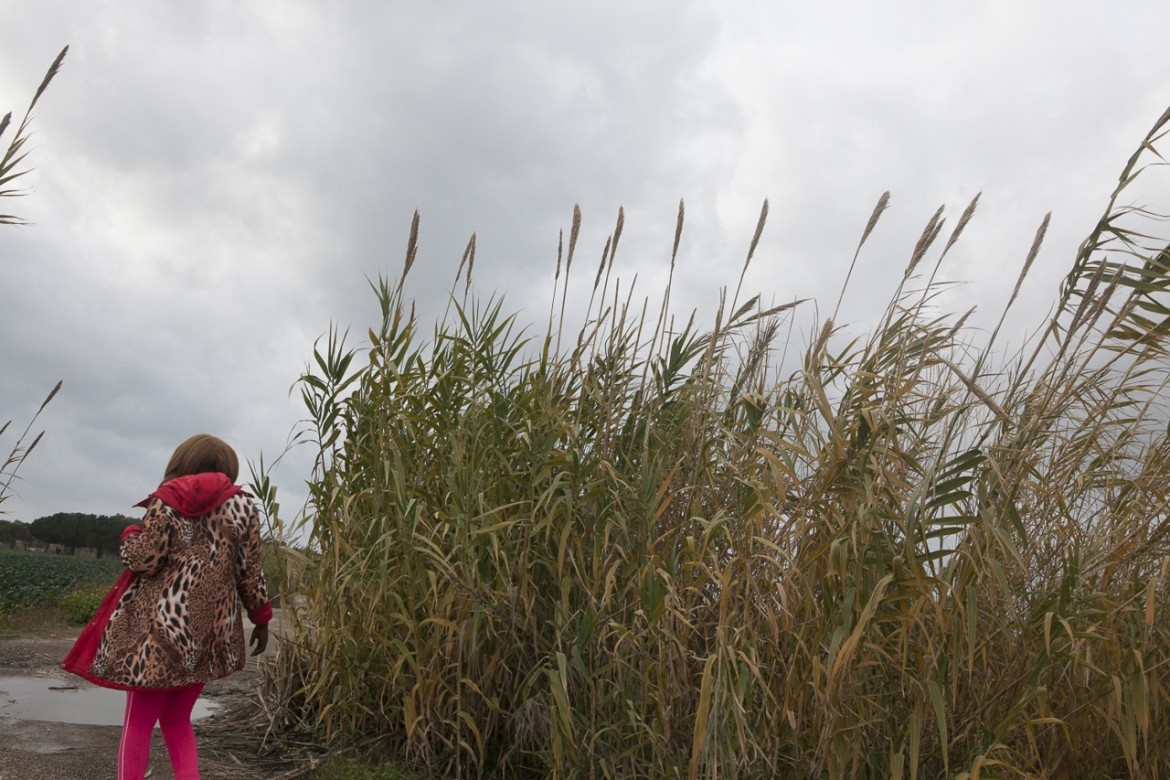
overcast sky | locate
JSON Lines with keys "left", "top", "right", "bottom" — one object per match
{"left": 3, "top": 1, "right": 1170, "bottom": 533}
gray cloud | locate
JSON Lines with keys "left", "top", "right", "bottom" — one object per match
{"left": 3, "top": 1, "right": 1170, "bottom": 529}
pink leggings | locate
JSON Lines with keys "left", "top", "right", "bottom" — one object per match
{"left": 119, "top": 683, "right": 205, "bottom": 780}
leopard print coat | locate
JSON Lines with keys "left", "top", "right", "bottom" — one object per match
{"left": 81, "top": 475, "right": 271, "bottom": 689}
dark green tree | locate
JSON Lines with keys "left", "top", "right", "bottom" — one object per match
{"left": 30, "top": 512, "right": 135, "bottom": 557}
{"left": 0, "top": 518, "right": 32, "bottom": 548}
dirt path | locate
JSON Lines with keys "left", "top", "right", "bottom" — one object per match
{"left": 0, "top": 614, "right": 289, "bottom": 780}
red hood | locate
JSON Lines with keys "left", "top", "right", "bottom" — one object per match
{"left": 134, "top": 472, "right": 248, "bottom": 517}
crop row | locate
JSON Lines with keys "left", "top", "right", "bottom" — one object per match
{"left": 0, "top": 548, "right": 123, "bottom": 613}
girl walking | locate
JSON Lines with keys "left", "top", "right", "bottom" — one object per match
{"left": 63, "top": 434, "right": 273, "bottom": 779}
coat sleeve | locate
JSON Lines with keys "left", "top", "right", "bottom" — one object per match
{"left": 236, "top": 498, "right": 272, "bottom": 625}
{"left": 120, "top": 499, "right": 175, "bottom": 576}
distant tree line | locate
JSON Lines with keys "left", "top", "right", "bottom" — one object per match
{"left": 0, "top": 518, "right": 33, "bottom": 548}
{"left": 1, "top": 513, "right": 135, "bottom": 556}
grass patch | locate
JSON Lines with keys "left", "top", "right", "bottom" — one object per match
{"left": 57, "top": 582, "right": 109, "bottom": 625}
{"left": 301, "top": 756, "right": 422, "bottom": 780}
{"left": 0, "top": 603, "right": 72, "bottom": 635}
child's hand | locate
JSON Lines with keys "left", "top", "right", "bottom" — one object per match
{"left": 250, "top": 624, "right": 269, "bottom": 656}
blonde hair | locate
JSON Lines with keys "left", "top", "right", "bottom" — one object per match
{"left": 163, "top": 434, "right": 240, "bottom": 483}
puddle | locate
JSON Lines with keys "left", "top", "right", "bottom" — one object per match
{"left": 0, "top": 675, "right": 219, "bottom": 726}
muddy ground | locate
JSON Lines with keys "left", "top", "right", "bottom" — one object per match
{"left": 0, "top": 616, "right": 293, "bottom": 780}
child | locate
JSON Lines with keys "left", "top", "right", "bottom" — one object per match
{"left": 63, "top": 434, "right": 272, "bottom": 780}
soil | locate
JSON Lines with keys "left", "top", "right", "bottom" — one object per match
{"left": 0, "top": 614, "right": 292, "bottom": 780}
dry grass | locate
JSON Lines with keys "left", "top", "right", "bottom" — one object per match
{"left": 256, "top": 108, "right": 1170, "bottom": 779}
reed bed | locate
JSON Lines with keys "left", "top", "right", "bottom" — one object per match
{"left": 261, "top": 109, "right": 1170, "bottom": 779}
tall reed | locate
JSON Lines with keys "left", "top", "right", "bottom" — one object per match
{"left": 1, "top": 49, "right": 68, "bottom": 512}
{"left": 264, "top": 109, "right": 1170, "bottom": 779}
{"left": 1, "top": 46, "right": 67, "bottom": 226}
{"left": 0, "top": 381, "right": 61, "bottom": 515}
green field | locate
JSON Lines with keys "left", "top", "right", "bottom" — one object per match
{"left": 0, "top": 548, "right": 122, "bottom": 614}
